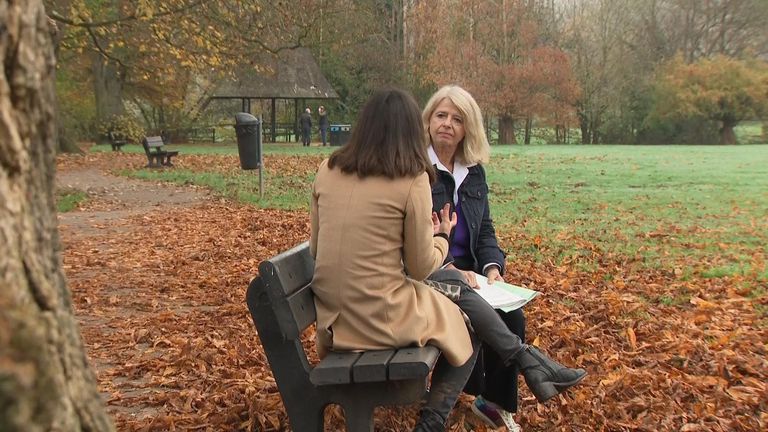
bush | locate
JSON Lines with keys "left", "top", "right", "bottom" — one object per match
{"left": 637, "top": 116, "right": 720, "bottom": 145}
{"left": 97, "top": 114, "right": 146, "bottom": 143}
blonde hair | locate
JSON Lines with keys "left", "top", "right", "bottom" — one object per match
{"left": 422, "top": 85, "right": 490, "bottom": 165}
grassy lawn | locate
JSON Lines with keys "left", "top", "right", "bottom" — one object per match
{"left": 487, "top": 145, "right": 768, "bottom": 277}
{"left": 104, "top": 142, "right": 768, "bottom": 289}
{"left": 56, "top": 188, "right": 88, "bottom": 212}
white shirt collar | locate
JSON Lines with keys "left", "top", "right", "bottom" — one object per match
{"left": 428, "top": 146, "right": 469, "bottom": 205}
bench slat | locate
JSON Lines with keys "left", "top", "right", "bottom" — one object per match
{"left": 286, "top": 285, "right": 317, "bottom": 334}
{"left": 310, "top": 352, "right": 361, "bottom": 385}
{"left": 260, "top": 242, "right": 314, "bottom": 297}
{"left": 388, "top": 346, "right": 440, "bottom": 380}
{"left": 145, "top": 136, "right": 164, "bottom": 147}
{"left": 352, "top": 350, "right": 395, "bottom": 383}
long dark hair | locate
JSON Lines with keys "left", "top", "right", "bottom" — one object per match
{"left": 329, "top": 87, "right": 435, "bottom": 182}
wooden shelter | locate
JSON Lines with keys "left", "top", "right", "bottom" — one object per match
{"left": 207, "top": 47, "right": 338, "bottom": 142}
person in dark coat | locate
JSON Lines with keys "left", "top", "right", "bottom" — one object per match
{"left": 318, "top": 105, "right": 329, "bottom": 146}
{"left": 423, "top": 85, "right": 525, "bottom": 431}
{"left": 300, "top": 107, "right": 312, "bottom": 146}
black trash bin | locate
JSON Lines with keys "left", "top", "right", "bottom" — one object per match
{"left": 329, "top": 124, "right": 351, "bottom": 146}
{"left": 234, "top": 113, "right": 262, "bottom": 170}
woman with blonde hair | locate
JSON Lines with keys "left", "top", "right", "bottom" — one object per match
{"left": 423, "top": 84, "right": 585, "bottom": 431}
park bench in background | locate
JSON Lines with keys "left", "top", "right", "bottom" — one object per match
{"left": 108, "top": 132, "right": 127, "bottom": 151}
{"left": 246, "top": 242, "right": 440, "bottom": 432}
{"left": 141, "top": 136, "right": 179, "bottom": 168}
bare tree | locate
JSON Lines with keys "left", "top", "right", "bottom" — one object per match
{"left": 0, "top": 1, "right": 114, "bottom": 430}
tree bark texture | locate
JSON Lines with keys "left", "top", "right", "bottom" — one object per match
{"left": 524, "top": 117, "right": 532, "bottom": 145}
{"left": 499, "top": 114, "right": 517, "bottom": 145}
{"left": 91, "top": 51, "right": 124, "bottom": 125}
{"left": 719, "top": 120, "right": 738, "bottom": 145}
{"left": 0, "top": 2, "right": 114, "bottom": 431}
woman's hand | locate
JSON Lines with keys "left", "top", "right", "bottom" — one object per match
{"left": 432, "top": 203, "right": 457, "bottom": 236}
{"left": 485, "top": 266, "right": 502, "bottom": 284}
{"left": 445, "top": 263, "right": 479, "bottom": 288}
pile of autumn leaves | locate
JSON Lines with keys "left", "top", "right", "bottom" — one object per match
{"left": 58, "top": 152, "right": 766, "bottom": 431}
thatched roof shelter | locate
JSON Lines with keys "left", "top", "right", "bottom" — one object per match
{"left": 207, "top": 47, "right": 338, "bottom": 142}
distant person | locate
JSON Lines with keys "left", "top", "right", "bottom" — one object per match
{"left": 318, "top": 105, "right": 329, "bottom": 146}
{"left": 300, "top": 107, "right": 312, "bottom": 146}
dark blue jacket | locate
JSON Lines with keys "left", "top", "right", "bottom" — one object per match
{"left": 430, "top": 164, "right": 505, "bottom": 275}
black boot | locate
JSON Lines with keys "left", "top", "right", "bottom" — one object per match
{"left": 514, "top": 345, "right": 587, "bottom": 403}
{"left": 412, "top": 408, "right": 446, "bottom": 432}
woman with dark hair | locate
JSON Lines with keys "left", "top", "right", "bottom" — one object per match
{"left": 311, "top": 87, "right": 586, "bottom": 432}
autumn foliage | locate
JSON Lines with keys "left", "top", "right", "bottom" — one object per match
{"left": 409, "top": 0, "right": 579, "bottom": 144}
{"left": 652, "top": 55, "right": 768, "bottom": 144}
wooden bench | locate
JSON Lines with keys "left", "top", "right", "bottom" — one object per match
{"left": 141, "top": 136, "right": 179, "bottom": 168}
{"left": 246, "top": 242, "right": 441, "bottom": 432}
{"left": 107, "top": 131, "right": 127, "bottom": 151}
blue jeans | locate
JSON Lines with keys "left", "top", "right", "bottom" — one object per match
{"left": 320, "top": 127, "right": 327, "bottom": 146}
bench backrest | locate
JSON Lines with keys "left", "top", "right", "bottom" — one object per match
{"left": 142, "top": 136, "right": 164, "bottom": 155}
{"left": 145, "top": 136, "right": 164, "bottom": 147}
{"left": 250, "top": 242, "right": 316, "bottom": 340}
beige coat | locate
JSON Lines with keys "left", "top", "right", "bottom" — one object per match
{"left": 310, "top": 160, "right": 473, "bottom": 367}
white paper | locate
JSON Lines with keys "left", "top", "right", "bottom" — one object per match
{"left": 473, "top": 274, "right": 540, "bottom": 311}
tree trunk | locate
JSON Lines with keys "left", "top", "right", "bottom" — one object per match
{"left": 91, "top": 51, "right": 125, "bottom": 127}
{"left": 590, "top": 118, "right": 600, "bottom": 144}
{"left": 578, "top": 112, "right": 590, "bottom": 144}
{"left": 524, "top": 117, "right": 532, "bottom": 145}
{"left": 0, "top": 3, "right": 114, "bottom": 431}
{"left": 719, "top": 120, "right": 738, "bottom": 145}
{"left": 761, "top": 121, "right": 767, "bottom": 143}
{"left": 555, "top": 124, "right": 566, "bottom": 144}
{"left": 499, "top": 114, "right": 517, "bottom": 145}
{"left": 48, "top": 10, "right": 82, "bottom": 154}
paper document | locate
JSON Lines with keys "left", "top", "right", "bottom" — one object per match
{"left": 473, "top": 274, "right": 540, "bottom": 312}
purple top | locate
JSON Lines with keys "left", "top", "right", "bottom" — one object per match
{"left": 449, "top": 200, "right": 470, "bottom": 258}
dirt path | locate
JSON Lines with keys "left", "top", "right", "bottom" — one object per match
{"left": 56, "top": 168, "right": 211, "bottom": 234}
{"left": 56, "top": 166, "right": 217, "bottom": 426}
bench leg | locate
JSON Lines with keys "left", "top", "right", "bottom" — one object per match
{"left": 147, "top": 155, "right": 161, "bottom": 168}
{"left": 164, "top": 155, "right": 174, "bottom": 166}
{"left": 343, "top": 401, "right": 375, "bottom": 432}
{"left": 285, "top": 402, "right": 325, "bottom": 432}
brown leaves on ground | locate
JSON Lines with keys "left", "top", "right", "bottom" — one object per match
{"left": 57, "top": 152, "right": 767, "bottom": 431}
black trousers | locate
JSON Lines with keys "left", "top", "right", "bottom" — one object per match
{"left": 440, "top": 256, "right": 527, "bottom": 413}
{"left": 466, "top": 308, "right": 525, "bottom": 413}
{"left": 425, "top": 270, "right": 527, "bottom": 418}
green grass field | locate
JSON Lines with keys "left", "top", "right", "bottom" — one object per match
{"left": 485, "top": 145, "right": 768, "bottom": 281}
{"left": 56, "top": 188, "right": 88, "bottom": 212}
{"left": 107, "top": 142, "right": 767, "bottom": 289}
